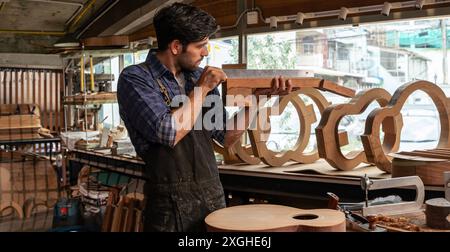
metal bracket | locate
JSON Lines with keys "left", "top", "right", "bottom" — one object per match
{"left": 361, "top": 176, "right": 424, "bottom": 216}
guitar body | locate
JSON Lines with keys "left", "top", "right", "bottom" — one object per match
{"left": 205, "top": 204, "right": 346, "bottom": 232}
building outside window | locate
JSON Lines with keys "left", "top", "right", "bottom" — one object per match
{"left": 245, "top": 17, "right": 450, "bottom": 154}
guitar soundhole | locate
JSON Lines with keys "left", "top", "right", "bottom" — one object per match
{"left": 292, "top": 214, "right": 319, "bottom": 220}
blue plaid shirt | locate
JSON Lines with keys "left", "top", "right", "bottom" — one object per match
{"left": 117, "top": 51, "right": 226, "bottom": 157}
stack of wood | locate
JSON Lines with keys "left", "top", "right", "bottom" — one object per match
{"left": 63, "top": 92, "right": 117, "bottom": 105}
{"left": 391, "top": 148, "right": 450, "bottom": 185}
{"left": 0, "top": 104, "right": 51, "bottom": 141}
{"left": 101, "top": 194, "right": 144, "bottom": 232}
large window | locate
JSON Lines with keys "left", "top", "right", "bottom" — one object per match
{"left": 202, "top": 36, "right": 238, "bottom": 68}
{"left": 302, "top": 36, "right": 315, "bottom": 55}
{"left": 95, "top": 57, "right": 120, "bottom": 130}
{"left": 245, "top": 17, "right": 450, "bottom": 153}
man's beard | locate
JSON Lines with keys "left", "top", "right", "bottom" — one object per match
{"left": 180, "top": 57, "right": 203, "bottom": 71}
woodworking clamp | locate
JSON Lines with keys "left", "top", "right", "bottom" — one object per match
{"left": 360, "top": 175, "right": 424, "bottom": 216}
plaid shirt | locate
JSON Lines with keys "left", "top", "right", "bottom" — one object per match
{"left": 117, "top": 51, "right": 226, "bottom": 157}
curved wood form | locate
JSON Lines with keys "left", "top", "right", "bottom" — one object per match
{"left": 0, "top": 157, "right": 59, "bottom": 216}
{"left": 362, "top": 81, "right": 450, "bottom": 173}
{"left": 0, "top": 201, "right": 24, "bottom": 219}
{"left": 213, "top": 139, "right": 261, "bottom": 165}
{"left": 248, "top": 88, "right": 330, "bottom": 166}
{"left": 23, "top": 198, "right": 56, "bottom": 218}
{"left": 205, "top": 204, "right": 346, "bottom": 232}
{"left": 316, "top": 88, "right": 403, "bottom": 170}
{"left": 213, "top": 140, "right": 240, "bottom": 164}
{"left": 231, "top": 141, "right": 262, "bottom": 165}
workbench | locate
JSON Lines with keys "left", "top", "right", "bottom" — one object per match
{"left": 67, "top": 149, "right": 445, "bottom": 209}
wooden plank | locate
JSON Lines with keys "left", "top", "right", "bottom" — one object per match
{"left": 8, "top": 70, "right": 12, "bottom": 104}
{"left": 0, "top": 134, "right": 41, "bottom": 141}
{"left": 49, "top": 72, "right": 54, "bottom": 132}
{"left": 320, "top": 80, "right": 356, "bottom": 98}
{"left": 6, "top": 70, "right": 9, "bottom": 104}
{"left": 43, "top": 71, "right": 48, "bottom": 130}
{"left": 27, "top": 71, "right": 32, "bottom": 104}
{"left": 390, "top": 152, "right": 448, "bottom": 162}
{"left": 424, "top": 149, "right": 450, "bottom": 155}
{"left": 14, "top": 70, "right": 19, "bottom": 104}
{"left": 409, "top": 150, "right": 450, "bottom": 159}
{"left": 22, "top": 71, "right": 27, "bottom": 103}
{"left": 101, "top": 204, "right": 114, "bottom": 232}
{"left": 392, "top": 149, "right": 450, "bottom": 185}
{"left": 0, "top": 128, "right": 41, "bottom": 134}
{"left": 134, "top": 209, "right": 143, "bottom": 232}
{"left": 33, "top": 71, "right": 38, "bottom": 153}
{"left": 32, "top": 71, "right": 36, "bottom": 105}
{"left": 38, "top": 71, "right": 43, "bottom": 127}
{"left": 63, "top": 92, "right": 117, "bottom": 105}
{"left": 222, "top": 63, "right": 247, "bottom": 69}
{"left": 225, "top": 77, "right": 321, "bottom": 89}
{"left": 0, "top": 115, "right": 41, "bottom": 130}
{"left": 82, "top": 35, "right": 129, "bottom": 47}
{"left": 1, "top": 70, "right": 5, "bottom": 104}
{"left": 123, "top": 198, "right": 136, "bottom": 232}
{"left": 20, "top": 70, "right": 24, "bottom": 104}
{"left": 0, "top": 71, "right": 3, "bottom": 103}
{"left": 225, "top": 78, "right": 355, "bottom": 98}
{"left": 110, "top": 199, "right": 125, "bottom": 232}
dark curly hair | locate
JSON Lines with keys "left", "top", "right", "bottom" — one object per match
{"left": 153, "top": 3, "right": 218, "bottom": 51}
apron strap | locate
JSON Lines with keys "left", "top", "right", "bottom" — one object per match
{"left": 138, "top": 62, "right": 172, "bottom": 106}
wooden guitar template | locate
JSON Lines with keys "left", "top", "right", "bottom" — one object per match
{"left": 362, "top": 81, "right": 450, "bottom": 173}
{"left": 316, "top": 88, "right": 402, "bottom": 170}
{"left": 205, "top": 204, "right": 346, "bottom": 232}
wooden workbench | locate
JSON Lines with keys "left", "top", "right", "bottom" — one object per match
{"left": 68, "top": 150, "right": 445, "bottom": 208}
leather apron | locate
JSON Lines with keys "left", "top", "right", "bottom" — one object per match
{"left": 139, "top": 63, "right": 226, "bottom": 232}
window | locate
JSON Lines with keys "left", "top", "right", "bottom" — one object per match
{"left": 95, "top": 57, "right": 120, "bottom": 129}
{"left": 201, "top": 36, "right": 238, "bottom": 68}
{"left": 243, "top": 17, "right": 450, "bottom": 153}
{"left": 302, "top": 36, "right": 314, "bottom": 55}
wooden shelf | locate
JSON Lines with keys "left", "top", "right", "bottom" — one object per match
{"left": 63, "top": 92, "right": 117, "bottom": 105}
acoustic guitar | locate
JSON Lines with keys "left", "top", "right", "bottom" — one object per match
{"left": 205, "top": 204, "right": 346, "bottom": 232}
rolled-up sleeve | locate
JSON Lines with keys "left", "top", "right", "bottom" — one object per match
{"left": 117, "top": 66, "right": 176, "bottom": 147}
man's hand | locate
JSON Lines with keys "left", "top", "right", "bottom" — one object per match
{"left": 197, "top": 66, "right": 227, "bottom": 92}
{"left": 223, "top": 76, "right": 293, "bottom": 148}
{"left": 254, "top": 76, "right": 293, "bottom": 97}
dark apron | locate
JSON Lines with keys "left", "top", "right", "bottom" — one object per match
{"left": 139, "top": 66, "right": 226, "bottom": 232}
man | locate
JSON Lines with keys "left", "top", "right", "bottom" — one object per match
{"left": 117, "top": 3, "right": 292, "bottom": 232}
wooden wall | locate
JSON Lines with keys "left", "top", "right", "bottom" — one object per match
{"left": 0, "top": 68, "right": 64, "bottom": 133}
